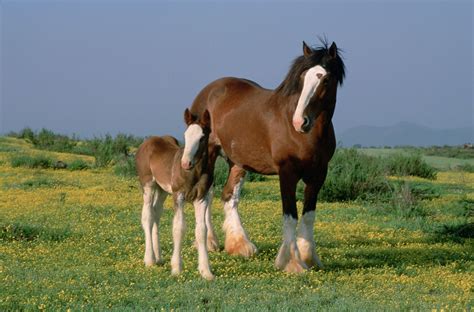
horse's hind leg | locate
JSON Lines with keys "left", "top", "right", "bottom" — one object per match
{"left": 151, "top": 186, "right": 168, "bottom": 265}
{"left": 171, "top": 193, "right": 185, "bottom": 275}
{"left": 222, "top": 163, "right": 257, "bottom": 257}
{"left": 141, "top": 181, "right": 158, "bottom": 266}
{"left": 205, "top": 186, "right": 219, "bottom": 252}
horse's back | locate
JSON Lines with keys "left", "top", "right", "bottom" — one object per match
{"left": 191, "top": 77, "right": 270, "bottom": 115}
{"left": 136, "top": 136, "right": 180, "bottom": 189}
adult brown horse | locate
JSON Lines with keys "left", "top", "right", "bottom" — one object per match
{"left": 189, "top": 39, "right": 345, "bottom": 272}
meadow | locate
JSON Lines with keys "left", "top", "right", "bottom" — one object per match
{"left": 0, "top": 134, "right": 473, "bottom": 310}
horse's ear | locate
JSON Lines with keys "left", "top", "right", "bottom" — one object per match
{"left": 184, "top": 108, "right": 196, "bottom": 126}
{"left": 303, "top": 41, "right": 313, "bottom": 57}
{"left": 201, "top": 109, "right": 211, "bottom": 130}
{"left": 329, "top": 42, "right": 338, "bottom": 58}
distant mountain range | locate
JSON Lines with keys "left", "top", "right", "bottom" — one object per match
{"left": 338, "top": 122, "right": 473, "bottom": 147}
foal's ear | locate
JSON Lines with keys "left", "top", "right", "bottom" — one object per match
{"left": 184, "top": 108, "right": 197, "bottom": 126}
{"left": 329, "top": 42, "right": 338, "bottom": 58}
{"left": 201, "top": 109, "right": 211, "bottom": 130}
{"left": 303, "top": 41, "right": 313, "bottom": 57}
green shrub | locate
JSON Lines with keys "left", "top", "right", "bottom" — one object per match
{"left": 114, "top": 156, "right": 137, "bottom": 178}
{"left": 213, "top": 158, "right": 229, "bottom": 191}
{"left": 10, "top": 155, "right": 55, "bottom": 169}
{"left": 88, "top": 135, "right": 115, "bottom": 167}
{"left": 385, "top": 153, "right": 437, "bottom": 179}
{"left": 247, "top": 171, "right": 266, "bottom": 182}
{"left": 423, "top": 146, "right": 474, "bottom": 159}
{"left": 455, "top": 163, "right": 474, "bottom": 173}
{"left": 68, "top": 159, "right": 91, "bottom": 171}
{"left": 318, "top": 149, "right": 391, "bottom": 202}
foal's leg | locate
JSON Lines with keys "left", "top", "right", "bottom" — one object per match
{"left": 194, "top": 192, "right": 214, "bottom": 280}
{"left": 275, "top": 164, "right": 307, "bottom": 273}
{"left": 151, "top": 186, "right": 167, "bottom": 265}
{"left": 142, "top": 181, "right": 157, "bottom": 266}
{"left": 171, "top": 193, "right": 185, "bottom": 275}
{"left": 205, "top": 186, "right": 219, "bottom": 252}
{"left": 297, "top": 177, "right": 325, "bottom": 269}
{"left": 222, "top": 164, "right": 257, "bottom": 257}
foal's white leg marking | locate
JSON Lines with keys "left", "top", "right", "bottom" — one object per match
{"left": 194, "top": 193, "right": 214, "bottom": 280}
{"left": 275, "top": 215, "right": 308, "bottom": 273}
{"left": 171, "top": 193, "right": 185, "bottom": 275}
{"left": 181, "top": 124, "right": 204, "bottom": 168}
{"left": 223, "top": 178, "right": 257, "bottom": 257}
{"left": 296, "top": 211, "right": 323, "bottom": 268}
{"left": 292, "top": 65, "right": 327, "bottom": 130}
{"left": 142, "top": 182, "right": 157, "bottom": 266}
{"left": 205, "top": 186, "right": 219, "bottom": 252}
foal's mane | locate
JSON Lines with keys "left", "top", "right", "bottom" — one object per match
{"left": 276, "top": 38, "right": 346, "bottom": 97}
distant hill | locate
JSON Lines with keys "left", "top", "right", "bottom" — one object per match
{"left": 338, "top": 122, "right": 473, "bottom": 147}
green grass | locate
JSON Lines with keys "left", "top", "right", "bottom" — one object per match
{"left": 360, "top": 148, "right": 474, "bottom": 171}
{"left": 1, "top": 138, "right": 473, "bottom": 310}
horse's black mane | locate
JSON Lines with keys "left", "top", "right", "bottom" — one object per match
{"left": 276, "top": 38, "right": 346, "bottom": 96}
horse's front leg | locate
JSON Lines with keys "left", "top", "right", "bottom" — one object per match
{"left": 194, "top": 192, "right": 215, "bottom": 280}
{"left": 171, "top": 193, "right": 185, "bottom": 275}
{"left": 222, "top": 164, "right": 257, "bottom": 257}
{"left": 297, "top": 182, "right": 324, "bottom": 269}
{"left": 297, "top": 166, "right": 328, "bottom": 269}
{"left": 275, "top": 165, "right": 307, "bottom": 273}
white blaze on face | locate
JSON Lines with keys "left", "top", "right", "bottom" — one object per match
{"left": 292, "top": 65, "right": 327, "bottom": 132}
{"left": 181, "top": 124, "right": 204, "bottom": 169}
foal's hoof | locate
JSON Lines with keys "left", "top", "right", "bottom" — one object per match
{"left": 225, "top": 235, "right": 257, "bottom": 257}
{"left": 200, "top": 271, "right": 215, "bottom": 281}
{"left": 144, "top": 257, "right": 163, "bottom": 267}
{"left": 284, "top": 258, "right": 308, "bottom": 273}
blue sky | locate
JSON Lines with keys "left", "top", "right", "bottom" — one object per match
{"left": 1, "top": 0, "right": 472, "bottom": 138}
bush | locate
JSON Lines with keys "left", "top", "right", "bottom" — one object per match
{"left": 213, "top": 158, "right": 229, "bottom": 191}
{"left": 455, "top": 163, "right": 474, "bottom": 173}
{"left": 319, "top": 149, "right": 392, "bottom": 202}
{"left": 385, "top": 153, "right": 437, "bottom": 179}
{"left": 114, "top": 156, "right": 137, "bottom": 178}
{"left": 68, "top": 159, "right": 91, "bottom": 171}
{"left": 10, "top": 155, "right": 55, "bottom": 169}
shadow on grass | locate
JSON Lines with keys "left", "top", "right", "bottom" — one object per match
{"left": 0, "top": 223, "right": 72, "bottom": 242}
{"left": 322, "top": 244, "right": 472, "bottom": 272}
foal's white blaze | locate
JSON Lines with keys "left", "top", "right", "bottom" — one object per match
{"left": 181, "top": 124, "right": 204, "bottom": 169}
{"left": 292, "top": 65, "right": 327, "bottom": 132}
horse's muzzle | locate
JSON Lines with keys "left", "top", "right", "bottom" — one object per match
{"left": 292, "top": 116, "right": 311, "bottom": 133}
{"left": 181, "top": 160, "right": 193, "bottom": 170}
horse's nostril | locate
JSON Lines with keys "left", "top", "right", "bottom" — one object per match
{"left": 302, "top": 117, "right": 310, "bottom": 128}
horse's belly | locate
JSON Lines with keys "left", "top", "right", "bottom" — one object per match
{"left": 221, "top": 136, "right": 277, "bottom": 175}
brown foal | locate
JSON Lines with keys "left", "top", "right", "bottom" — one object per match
{"left": 135, "top": 109, "right": 218, "bottom": 280}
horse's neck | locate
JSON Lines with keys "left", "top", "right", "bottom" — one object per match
{"left": 270, "top": 91, "right": 300, "bottom": 122}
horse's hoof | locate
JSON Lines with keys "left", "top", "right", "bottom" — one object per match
{"left": 300, "top": 249, "right": 323, "bottom": 269}
{"left": 225, "top": 235, "right": 257, "bottom": 257}
{"left": 284, "top": 258, "right": 308, "bottom": 273}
